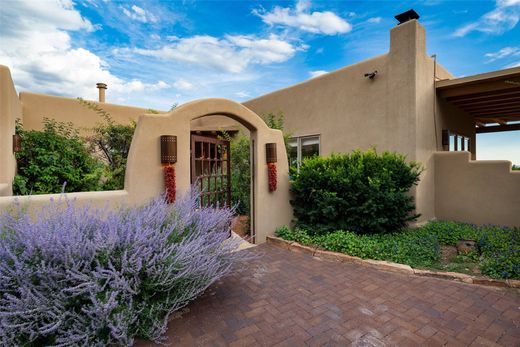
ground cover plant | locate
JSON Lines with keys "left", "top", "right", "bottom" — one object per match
{"left": 0, "top": 191, "right": 249, "bottom": 346}
{"left": 290, "top": 149, "right": 422, "bottom": 236}
{"left": 276, "top": 221, "right": 519, "bottom": 279}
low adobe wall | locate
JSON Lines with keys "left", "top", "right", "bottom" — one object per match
{"left": 434, "top": 152, "right": 520, "bottom": 227}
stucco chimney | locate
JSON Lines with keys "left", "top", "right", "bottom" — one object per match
{"left": 96, "top": 83, "right": 107, "bottom": 103}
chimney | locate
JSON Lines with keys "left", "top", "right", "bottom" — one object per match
{"left": 96, "top": 83, "right": 107, "bottom": 103}
{"left": 394, "top": 9, "right": 420, "bottom": 25}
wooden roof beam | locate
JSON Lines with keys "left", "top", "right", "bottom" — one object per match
{"left": 476, "top": 123, "right": 520, "bottom": 133}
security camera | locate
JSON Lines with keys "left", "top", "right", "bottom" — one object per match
{"left": 364, "top": 70, "right": 378, "bottom": 79}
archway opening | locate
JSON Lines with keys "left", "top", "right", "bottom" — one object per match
{"left": 190, "top": 115, "right": 256, "bottom": 242}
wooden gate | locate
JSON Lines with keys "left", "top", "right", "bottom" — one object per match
{"left": 190, "top": 134, "right": 231, "bottom": 208}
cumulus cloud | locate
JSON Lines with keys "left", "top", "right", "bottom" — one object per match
{"left": 127, "top": 34, "right": 300, "bottom": 73}
{"left": 0, "top": 0, "right": 167, "bottom": 101}
{"left": 253, "top": 0, "right": 352, "bottom": 35}
{"left": 122, "top": 4, "right": 158, "bottom": 23}
{"left": 309, "top": 70, "right": 327, "bottom": 78}
{"left": 454, "top": 0, "right": 520, "bottom": 36}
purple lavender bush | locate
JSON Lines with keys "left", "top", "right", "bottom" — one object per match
{"left": 0, "top": 190, "right": 249, "bottom": 346}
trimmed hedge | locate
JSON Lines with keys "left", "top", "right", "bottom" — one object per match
{"left": 290, "top": 149, "right": 422, "bottom": 235}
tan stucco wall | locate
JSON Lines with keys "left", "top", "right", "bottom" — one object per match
{"left": 0, "top": 65, "right": 22, "bottom": 196}
{"left": 0, "top": 99, "right": 292, "bottom": 243}
{"left": 19, "top": 92, "right": 150, "bottom": 133}
{"left": 435, "top": 152, "right": 520, "bottom": 227}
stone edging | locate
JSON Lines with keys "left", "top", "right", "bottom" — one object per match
{"left": 266, "top": 236, "right": 520, "bottom": 289}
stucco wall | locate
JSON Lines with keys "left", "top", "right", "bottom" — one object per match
{"left": 435, "top": 152, "right": 520, "bottom": 227}
{"left": 0, "top": 65, "right": 22, "bottom": 196}
{"left": 19, "top": 92, "right": 151, "bottom": 133}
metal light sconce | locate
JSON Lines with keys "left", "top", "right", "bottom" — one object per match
{"left": 442, "top": 129, "right": 450, "bottom": 151}
{"left": 13, "top": 134, "right": 22, "bottom": 153}
{"left": 160, "top": 135, "right": 177, "bottom": 164}
{"left": 265, "top": 143, "right": 277, "bottom": 163}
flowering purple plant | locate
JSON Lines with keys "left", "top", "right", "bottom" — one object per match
{"left": 0, "top": 189, "right": 250, "bottom": 346}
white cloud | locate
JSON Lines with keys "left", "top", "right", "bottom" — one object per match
{"left": 367, "top": 17, "right": 382, "bottom": 24}
{"left": 505, "top": 61, "right": 520, "bottom": 68}
{"left": 309, "top": 70, "right": 327, "bottom": 78}
{"left": 454, "top": 0, "right": 520, "bottom": 36}
{"left": 0, "top": 0, "right": 167, "bottom": 102}
{"left": 122, "top": 5, "right": 157, "bottom": 23}
{"left": 485, "top": 47, "right": 520, "bottom": 61}
{"left": 173, "top": 79, "right": 194, "bottom": 90}
{"left": 127, "top": 34, "right": 300, "bottom": 73}
{"left": 253, "top": 0, "right": 352, "bottom": 35}
{"left": 235, "top": 91, "right": 250, "bottom": 98}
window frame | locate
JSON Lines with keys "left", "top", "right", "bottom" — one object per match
{"left": 289, "top": 134, "right": 321, "bottom": 169}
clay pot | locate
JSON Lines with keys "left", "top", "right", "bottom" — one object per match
{"left": 231, "top": 215, "right": 249, "bottom": 237}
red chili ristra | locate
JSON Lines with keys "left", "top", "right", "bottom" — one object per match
{"left": 164, "top": 165, "right": 176, "bottom": 203}
{"left": 268, "top": 163, "right": 277, "bottom": 192}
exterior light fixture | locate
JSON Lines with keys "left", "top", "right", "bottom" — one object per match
{"left": 160, "top": 135, "right": 177, "bottom": 164}
{"left": 442, "top": 130, "right": 450, "bottom": 150}
{"left": 394, "top": 9, "right": 420, "bottom": 25}
{"left": 265, "top": 143, "right": 277, "bottom": 163}
{"left": 364, "top": 71, "right": 378, "bottom": 80}
{"left": 13, "top": 134, "right": 22, "bottom": 153}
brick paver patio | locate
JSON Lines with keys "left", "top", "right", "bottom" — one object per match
{"left": 137, "top": 244, "right": 520, "bottom": 347}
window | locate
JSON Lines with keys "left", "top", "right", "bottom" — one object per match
{"left": 288, "top": 135, "right": 320, "bottom": 169}
{"left": 443, "top": 130, "right": 471, "bottom": 152}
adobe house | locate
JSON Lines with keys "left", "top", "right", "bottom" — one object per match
{"left": 0, "top": 10, "right": 519, "bottom": 236}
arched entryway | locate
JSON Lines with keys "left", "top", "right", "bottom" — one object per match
{"left": 124, "top": 98, "right": 292, "bottom": 243}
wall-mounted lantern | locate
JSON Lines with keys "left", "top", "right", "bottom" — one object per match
{"left": 442, "top": 129, "right": 450, "bottom": 151}
{"left": 265, "top": 143, "right": 277, "bottom": 163}
{"left": 13, "top": 134, "right": 22, "bottom": 153}
{"left": 160, "top": 135, "right": 177, "bottom": 164}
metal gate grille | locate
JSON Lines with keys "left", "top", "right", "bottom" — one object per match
{"left": 190, "top": 134, "right": 231, "bottom": 208}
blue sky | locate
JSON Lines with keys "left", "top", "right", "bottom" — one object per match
{"left": 0, "top": 0, "right": 519, "bottom": 163}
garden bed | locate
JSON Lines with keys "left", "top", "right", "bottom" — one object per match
{"left": 274, "top": 221, "right": 519, "bottom": 285}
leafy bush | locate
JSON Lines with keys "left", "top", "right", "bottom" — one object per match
{"left": 290, "top": 149, "right": 422, "bottom": 235}
{"left": 79, "top": 98, "right": 136, "bottom": 190}
{"left": 0, "top": 190, "right": 248, "bottom": 345}
{"left": 13, "top": 118, "right": 104, "bottom": 195}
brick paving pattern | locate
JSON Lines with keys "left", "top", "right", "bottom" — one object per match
{"left": 137, "top": 244, "right": 520, "bottom": 347}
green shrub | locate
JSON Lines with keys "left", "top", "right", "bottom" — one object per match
{"left": 14, "top": 119, "right": 104, "bottom": 195}
{"left": 79, "top": 98, "right": 135, "bottom": 190}
{"left": 478, "top": 226, "right": 519, "bottom": 279}
{"left": 290, "top": 149, "right": 422, "bottom": 235}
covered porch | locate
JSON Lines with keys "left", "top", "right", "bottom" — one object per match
{"left": 436, "top": 67, "right": 520, "bottom": 159}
